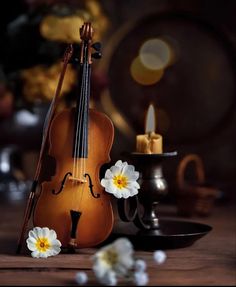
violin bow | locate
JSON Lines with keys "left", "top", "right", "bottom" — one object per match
{"left": 16, "top": 44, "right": 74, "bottom": 254}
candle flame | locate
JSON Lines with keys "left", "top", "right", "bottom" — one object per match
{"left": 145, "top": 104, "right": 156, "bottom": 133}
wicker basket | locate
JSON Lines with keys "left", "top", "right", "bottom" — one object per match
{"left": 176, "top": 154, "right": 218, "bottom": 217}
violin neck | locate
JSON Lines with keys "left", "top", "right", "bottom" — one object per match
{"left": 73, "top": 42, "right": 91, "bottom": 159}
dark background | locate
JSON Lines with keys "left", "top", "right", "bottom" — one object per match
{"left": 0, "top": 0, "right": 235, "bottom": 204}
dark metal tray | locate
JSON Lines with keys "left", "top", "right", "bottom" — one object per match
{"left": 105, "top": 218, "right": 212, "bottom": 250}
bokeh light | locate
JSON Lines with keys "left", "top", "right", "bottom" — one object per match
{"left": 140, "top": 38, "right": 171, "bottom": 70}
{"left": 130, "top": 56, "right": 164, "bottom": 85}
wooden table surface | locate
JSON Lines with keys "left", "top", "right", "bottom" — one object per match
{"left": 0, "top": 198, "right": 235, "bottom": 286}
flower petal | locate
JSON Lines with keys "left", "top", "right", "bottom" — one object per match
{"left": 128, "top": 188, "right": 139, "bottom": 197}
{"left": 49, "top": 246, "right": 61, "bottom": 256}
{"left": 93, "top": 258, "right": 110, "bottom": 279}
{"left": 39, "top": 251, "right": 49, "bottom": 258}
{"left": 42, "top": 227, "right": 50, "bottom": 238}
{"left": 123, "top": 164, "right": 135, "bottom": 173}
{"left": 110, "top": 165, "right": 122, "bottom": 175}
{"left": 48, "top": 229, "right": 57, "bottom": 241}
{"left": 114, "top": 238, "right": 133, "bottom": 255}
{"left": 125, "top": 170, "right": 139, "bottom": 181}
{"left": 111, "top": 189, "right": 123, "bottom": 199}
{"left": 28, "top": 230, "right": 38, "bottom": 241}
{"left": 26, "top": 237, "right": 36, "bottom": 244}
{"left": 33, "top": 227, "right": 43, "bottom": 239}
{"left": 31, "top": 250, "right": 40, "bottom": 258}
{"left": 26, "top": 240, "right": 37, "bottom": 251}
{"left": 101, "top": 178, "right": 112, "bottom": 189}
{"left": 102, "top": 182, "right": 120, "bottom": 197}
{"left": 51, "top": 239, "right": 62, "bottom": 248}
{"left": 110, "top": 238, "right": 134, "bottom": 275}
{"left": 120, "top": 188, "right": 132, "bottom": 199}
{"left": 104, "top": 169, "right": 113, "bottom": 179}
{"left": 114, "top": 160, "right": 123, "bottom": 167}
{"left": 128, "top": 181, "right": 140, "bottom": 189}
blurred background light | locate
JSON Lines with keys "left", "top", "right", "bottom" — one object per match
{"left": 130, "top": 55, "right": 164, "bottom": 85}
{"left": 139, "top": 38, "right": 172, "bottom": 70}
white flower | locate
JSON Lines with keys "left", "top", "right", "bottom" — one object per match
{"left": 101, "top": 160, "right": 140, "bottom": 199}
{"left": 75, "top": 272, "right": 88, "bottom": 285}
{"left": 92, "top": 238, "right": 134, "bottom": 285}
{"left": 134, "top": 259, "right": 147, "bottom": 272}
{"left": 153, "top": 250, "right": 167, "bottom": 264}
{"left": 134, "top": 271, "right": 149, "bottom": 286}
{"left": 26, "top": 227, "right": 61, "bottom": 258}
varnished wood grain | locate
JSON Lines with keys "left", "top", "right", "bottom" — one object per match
{"left": 0, "top": 200, "right": 235, "bottom": 286}
{"left": 33, "top": 108, "right": 114, "bottom": 248}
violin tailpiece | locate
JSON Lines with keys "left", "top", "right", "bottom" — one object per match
{"left": 68, "top": 210, "right": 82, "bottom": 250}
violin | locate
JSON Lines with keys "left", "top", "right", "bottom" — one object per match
{"left": 17, "top": 22, "right": 114, "bottom": 251}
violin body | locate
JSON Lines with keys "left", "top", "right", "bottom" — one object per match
{"left": 33, "top": 108, "right": 114, "bottom": 248}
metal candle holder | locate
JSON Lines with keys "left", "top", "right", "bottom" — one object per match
{"left": 118, "top": 151, "right": 177, "bottom": 234}
{"left": 111, "top": 151, "right": 212, "bottom": 250}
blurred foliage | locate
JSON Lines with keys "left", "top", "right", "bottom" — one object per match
{"left": 0, "top": 0, "right": 109, "bottom": 111}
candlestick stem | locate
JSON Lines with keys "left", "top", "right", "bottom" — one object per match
{"left": 118, "top": 152, "right": 177, "bottom": 232}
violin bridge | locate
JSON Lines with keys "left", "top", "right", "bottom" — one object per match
{"left": 68, "top": 176, "right": 87, "bottom": 184}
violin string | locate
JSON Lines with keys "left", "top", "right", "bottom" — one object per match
{"left": 75, "top": 75, "right": 86, "bottom": 174}
{"left": 72, "top": 84, "right": 85, "bottom": 212}
{"left": 77, "top": 40, "right": 90, "bottom": 209}
{"left": 83, "top": 62, "right": 90, "bottom": 173}
{"left": 78, "top": 46, "right": 88, "bottom": 181}
{"left": 78, "top": 60, "right": 89, "bottom": 209}
{"left": 72, "top": 59, "right": 87, "bottom": 213}
{"left": 72, "top": 56, "right": 86, "bottom": 181}
{"left": 73, "top": 40, "right": 90, "bottom": 214}
{"left": 72, "top": 71, "right": 83, "bottom": 183}
{"left": 75, "top": 54, "right": 89, "bottom": 211}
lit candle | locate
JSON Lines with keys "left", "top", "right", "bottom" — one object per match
{"left": 136, "top": 104, "right": 163, "bottom": 154}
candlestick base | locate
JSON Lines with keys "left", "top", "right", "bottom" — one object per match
{"left": 105, "top": 218, "right": 212, "bottom": 250}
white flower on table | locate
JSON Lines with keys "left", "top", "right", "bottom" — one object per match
{"left": 92, "top": 238, "right": 134, "bottom": 285}
{"left": 101, "top": 160, "right": 140, "bottom": 199}
{"left": 26, "top": 227, "right": 61, "bottom": 258}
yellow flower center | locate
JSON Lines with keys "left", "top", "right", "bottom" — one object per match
{"left": 101, "top": 249, "right": 118, "bottom": 267}
{"left": 113, "top": 174, "right": 128, "bottom": 189}
{"left": 36, "top": 238, "right": 51, "bottom": 252}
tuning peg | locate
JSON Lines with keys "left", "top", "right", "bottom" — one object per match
{"left": 92, "top": 42, "right": 101, "bottom": 51}
{"left": 92, "top": 52, "right": 102, "bottom": 59}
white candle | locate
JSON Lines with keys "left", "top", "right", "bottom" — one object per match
{"left": 136, "top": 104, "right": 163, "bottom": 154}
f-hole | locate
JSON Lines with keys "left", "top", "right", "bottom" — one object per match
{"left": 52, "top": 172, "right": 72, "bottom": 195}
{"left": 84, "top": 173, "right": 100, "bottom": 198}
